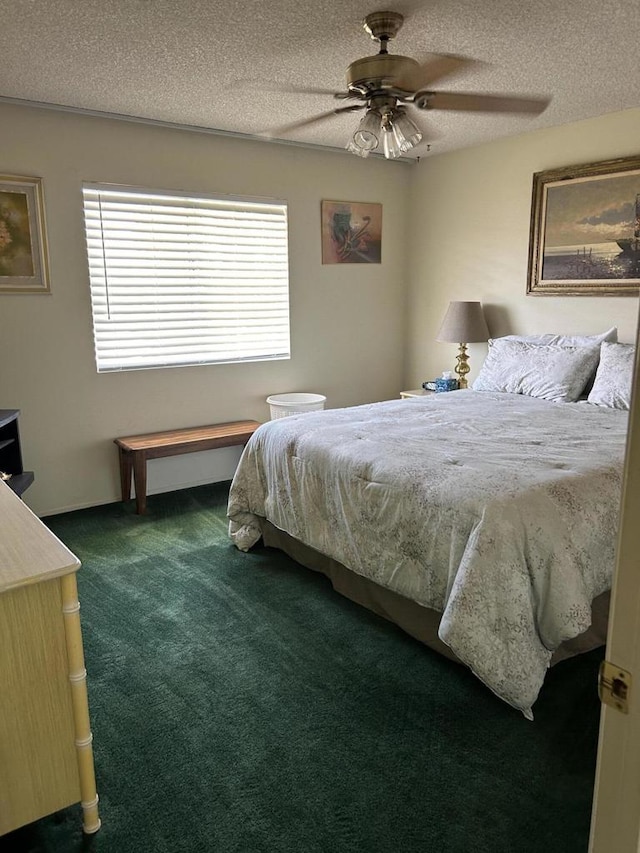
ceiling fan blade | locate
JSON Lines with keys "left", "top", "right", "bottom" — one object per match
{"left": 263, "top": 104, "right": 365, "bottom": 137}
{"left": 233, "top": 79, "right": 355, "bottom": 100}
{"left": 284, "top": 85, "right": 345, "bottom": 96}
{"left": 265, "top": 83, "right": 353, "bottom": 99}
{"left": 419, "top": 91, "right": 550, "bottom": 114}
{"left": 395, "top": 54, "right": 474, "bottom": 92}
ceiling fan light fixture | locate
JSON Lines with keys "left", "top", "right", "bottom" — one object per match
{"left": 346, "top": 137, "right": 370, "bottom": 157}
{"left": 352, "top": 109, "right": 382, "bottom": 151}
{"left": 381, "top": 123, "right": 403, "bottom": 159}
{"left": 392, "top": 109, "right": 423, "bottom": 151}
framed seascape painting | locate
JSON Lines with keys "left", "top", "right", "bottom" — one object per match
{"left": 527, "top": 155, "right": 640, "bottom": 296}
{"left": 321, "top": 200, "right": 382, "bottom": 264}
{"left": 0, "top": 175, "right": 50, "bottom": 293}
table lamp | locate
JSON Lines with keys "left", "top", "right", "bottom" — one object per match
{"left": 436, "top": 301, "right": 489, "bottom": 389}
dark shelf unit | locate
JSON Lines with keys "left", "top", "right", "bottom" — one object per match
{"left": 0, "top": 410, "right": 34, "bottom": 497}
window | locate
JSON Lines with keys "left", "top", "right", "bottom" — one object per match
{"left": 82, "top": 184, "right": 290, "bottom": 372}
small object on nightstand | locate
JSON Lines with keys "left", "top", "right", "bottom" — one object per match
{"left": 435, "top": 371, "right": 459, "bottom": 393}
{"left": 422, "top": 380, "right": 438, "bottom": 391}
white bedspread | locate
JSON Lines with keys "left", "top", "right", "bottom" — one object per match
{"left": 228, "top": 391, "right": 627, "bottom": 716}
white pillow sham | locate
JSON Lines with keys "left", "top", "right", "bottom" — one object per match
{"left": 493, "top": 327, "right": 617, "bottom": 348}
{"left": 473, "top": 339, "right": 601, "bottom": 402}
{"left": 587, "top": 342, "right": 635, "bottom": 410}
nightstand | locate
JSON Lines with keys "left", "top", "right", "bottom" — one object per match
{"left": 400, "top": 389, "right": 435, "bottom": 399}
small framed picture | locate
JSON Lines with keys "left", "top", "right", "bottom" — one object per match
{"left": 0, "top": 175, "right": 51, "bottom": 293}
{"left": 321, "top": 199, "right": 382, "bottom": 264}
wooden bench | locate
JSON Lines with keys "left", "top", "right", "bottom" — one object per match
{"left": 114, "top": 420, "right": 261, "bottom": 515}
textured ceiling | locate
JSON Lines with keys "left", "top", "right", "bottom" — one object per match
{"left": 0, "top": 0, "right": 638, "bottom": 160}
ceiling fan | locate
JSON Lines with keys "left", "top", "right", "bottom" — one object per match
{"left": 267, "top": 11, "right": 550, "bottom": 159}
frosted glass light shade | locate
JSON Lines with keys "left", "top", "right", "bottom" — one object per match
{"left": 353, "top": 110, "right": 381, "bottom": 151}
{"left": 382, "top": 125, "right": 403, "bottom": 159}
{"left": 346, "top": 138, "right": 370, "bottom": 157}
{"left": 393, "top": 110, "right": 423, "bottom": 151}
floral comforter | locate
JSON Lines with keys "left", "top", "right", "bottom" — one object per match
{"left": 228, "top": 391, "right": 627, "bottom": 716}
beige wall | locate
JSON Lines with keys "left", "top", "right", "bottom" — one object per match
{"left": 0, "top": 103, "right": 410, "bottom": 515}
{"left": 406, "top": 107, "right": 640, "bottom": 388}
{"left": 4, "top": 101, "right": 640, "bottom": 516}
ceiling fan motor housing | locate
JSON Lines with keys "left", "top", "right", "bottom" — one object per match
{"left": 346, "top": 54, "right": 420, "bottom": 94}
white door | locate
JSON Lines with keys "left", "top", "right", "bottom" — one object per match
{"left": 589, "top": 307, "right": 640, "bottom": 852}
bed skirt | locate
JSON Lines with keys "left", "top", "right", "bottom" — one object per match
{"left": 258, "top": 518, "right": 610, "bottom": 667}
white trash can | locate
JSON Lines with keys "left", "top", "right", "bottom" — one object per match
{"left": 266, "top": 393, "right": 327, "bottom": 420}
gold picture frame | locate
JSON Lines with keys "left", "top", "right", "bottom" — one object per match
{"left": 527, "top": 155, "right": 640, "bottom": 296}
{"left": 321, "top": 200, "right": 382, "bottom": 264}
{"left": 0, "top": 175, "right": 51, "bottom": 293}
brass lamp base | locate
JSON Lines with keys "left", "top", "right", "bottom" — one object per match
{"left": 454, "top": 342, "right": 470, "bottom": 389}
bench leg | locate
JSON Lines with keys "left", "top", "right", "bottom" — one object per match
{"left": 132, "top": 451, "right": 148, "bottom": 515}
{"left": 118, "top": 448, "right": 133, "bottom": 503}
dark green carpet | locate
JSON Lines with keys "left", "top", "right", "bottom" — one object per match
{"left": 2, "top": 482, "right": 602, "bottom": 853}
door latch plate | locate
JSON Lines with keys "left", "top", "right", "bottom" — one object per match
{"left": 598, "top": 661, "right": 631, "bottom": 714}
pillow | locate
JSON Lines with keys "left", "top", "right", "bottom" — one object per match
{"left": 493, "top": 327, "right": 618, "bottom": 348}
{"left": 473, "top": 339, "right": 601, "bottom": 402}
{"left": 587, "top": 342, "right": 635, "bottom": 410}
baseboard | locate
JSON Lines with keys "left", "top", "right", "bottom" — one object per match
{"left": 39, "top": 476, "right": 231, "bottom": 518}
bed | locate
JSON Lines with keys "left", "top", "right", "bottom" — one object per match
{"left": 228, "top": 336, "right": 632, "bottom": 718}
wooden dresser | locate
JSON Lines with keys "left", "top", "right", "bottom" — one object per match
{"left": 0, "top": 482, "right": 100, "bottom": 836}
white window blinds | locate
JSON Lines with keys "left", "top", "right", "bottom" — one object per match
{"left": 82, "top": 184, "right": 290, "bottom": 372}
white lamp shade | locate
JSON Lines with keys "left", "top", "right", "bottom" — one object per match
{"left": 436, "top": 301, "right": 489, "bottom": 343}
